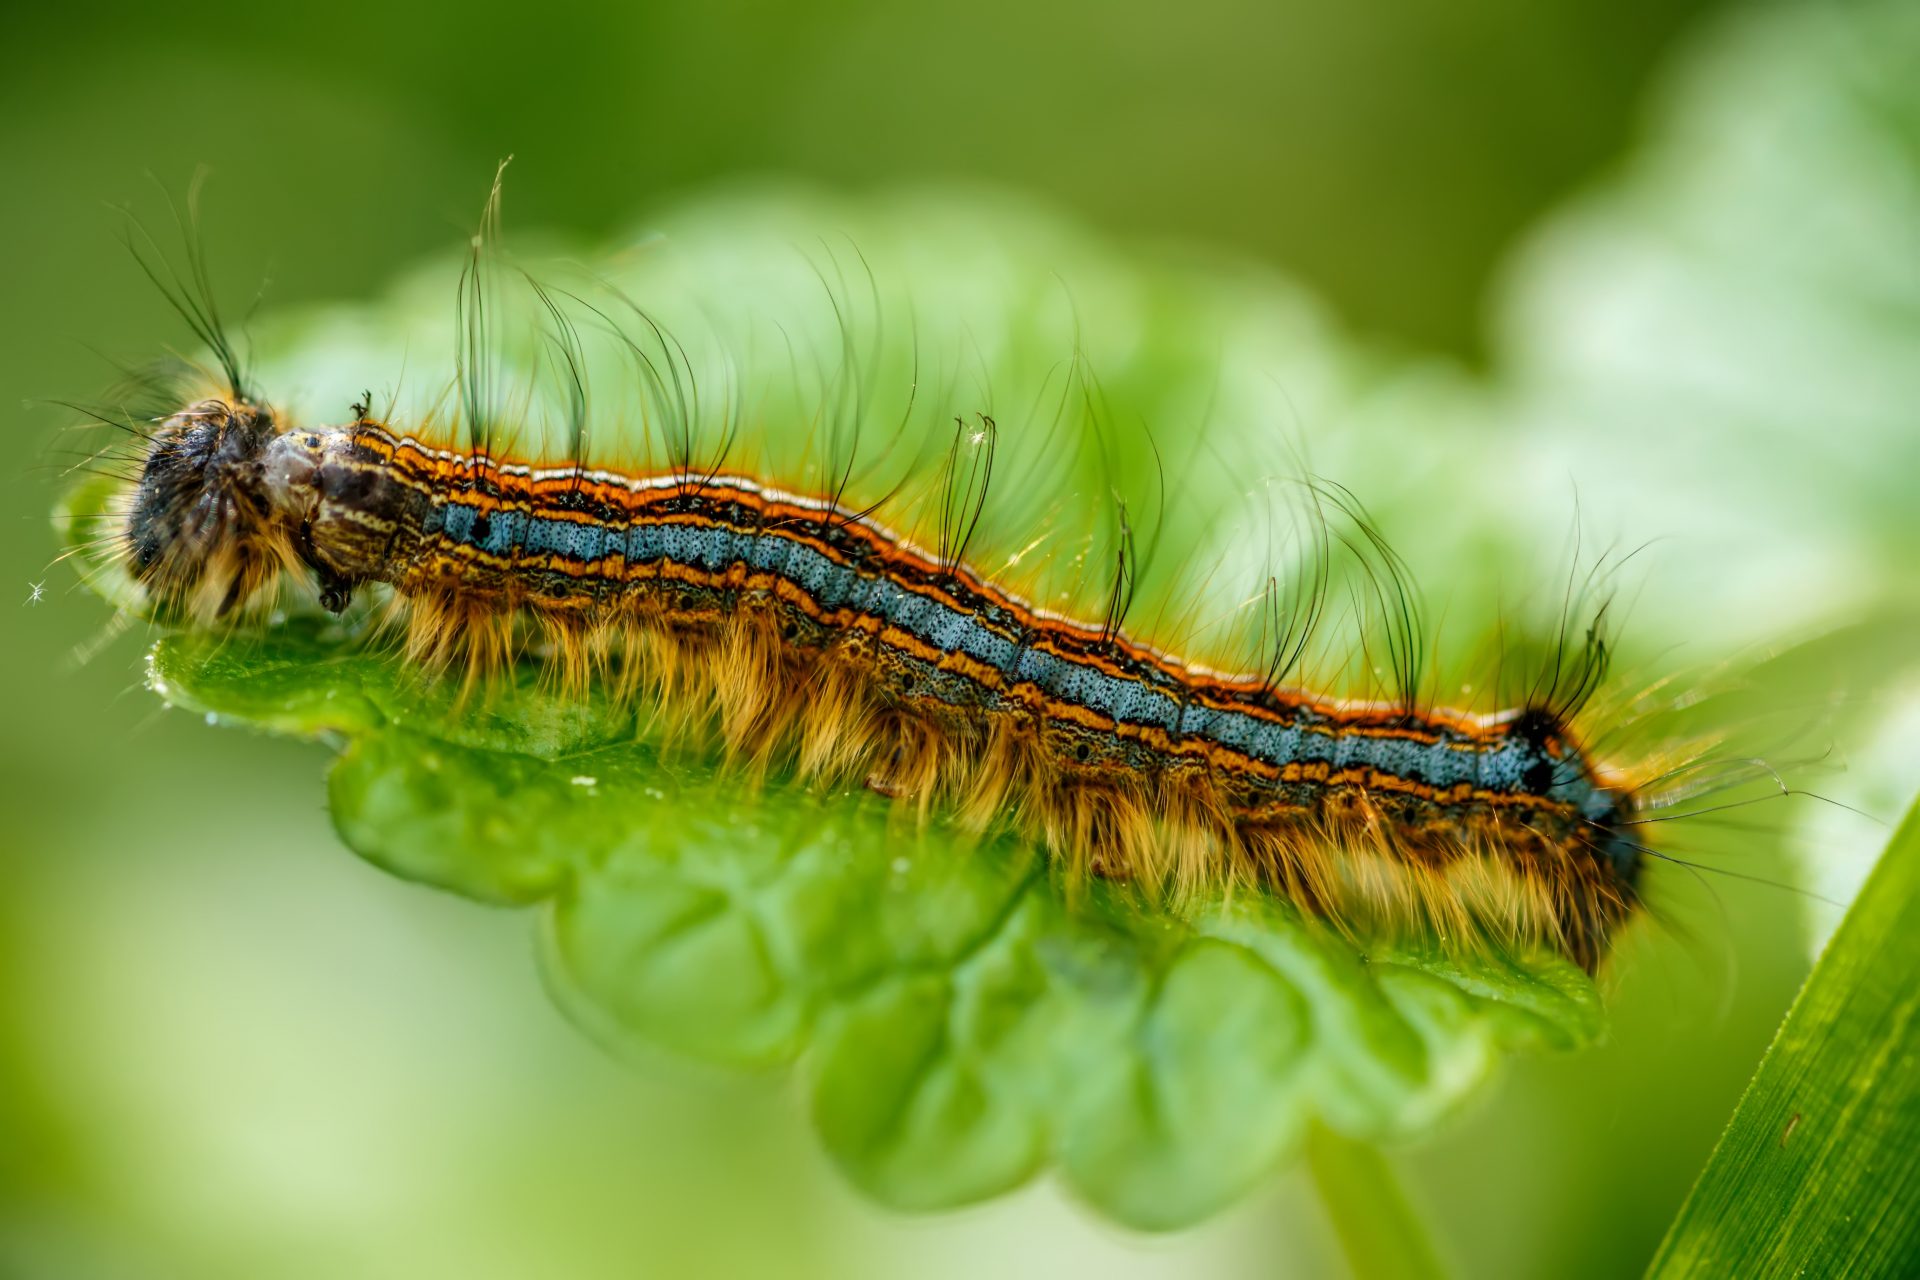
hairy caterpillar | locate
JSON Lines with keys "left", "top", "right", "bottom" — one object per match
{"left": 79, "top": 179, "right": 1664, "bottom": 973}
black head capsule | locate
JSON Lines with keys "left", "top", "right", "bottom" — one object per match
{"left": 257, "top": 428, "right": 362, "bottom": 613}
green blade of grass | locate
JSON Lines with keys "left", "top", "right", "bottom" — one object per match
{"left": 1647, "top": 793, "right": 1920, "bottom": 1277}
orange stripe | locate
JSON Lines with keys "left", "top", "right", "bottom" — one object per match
{"left": 359, "top": 428, "right": 1598, "bottom": 783}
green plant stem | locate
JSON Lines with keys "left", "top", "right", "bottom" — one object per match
{"left": 1647, "top": 792, "right": 1920, "bottom": 1277}
{"left": 1307, "top": 1123, "right": 1447, "bottom": 1280}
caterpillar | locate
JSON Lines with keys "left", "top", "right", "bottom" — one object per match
{"left": 81, "top": 181, "right": 1659, "bottom": 973}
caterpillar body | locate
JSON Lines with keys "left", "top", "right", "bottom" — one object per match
{"left": 121, "top": 396, "right": 1641, "bottom": 971}
{"left": 93, "top": 185, "right": 1658, "bottom": 973}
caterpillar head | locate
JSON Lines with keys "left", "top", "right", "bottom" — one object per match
{"left": 126, "top": 396, "right": 304, "bottom": 621}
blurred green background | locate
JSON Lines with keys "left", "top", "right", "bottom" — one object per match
{"left": 4, "top": 0, "right": 1916, "bottom": 1276}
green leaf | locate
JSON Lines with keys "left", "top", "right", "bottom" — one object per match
{"left": 56, "top": 184, "right": 1623, "bottom": 1234}
{"left": 1647, "top": 793, "right": 1920, "bottom": 1277}
{"left": 121, "top": 615, "right": 1602, "bottom": 1231}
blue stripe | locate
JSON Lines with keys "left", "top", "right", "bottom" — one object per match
{"left": 423, "top": 499, "right": 1566, "bottom": 804}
